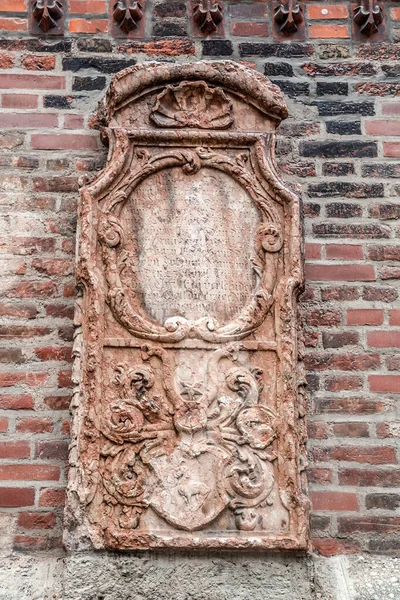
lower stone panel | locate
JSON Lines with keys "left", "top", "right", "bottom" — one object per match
{"left": 0, "top": 552, "right": 399, "bottom": 600}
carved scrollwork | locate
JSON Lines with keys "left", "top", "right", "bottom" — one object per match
{"left": 98, "top": 145, "right": 281, "bottom": 344}
{"left": 97, "top": 344, "right": 279, "bottom": 531}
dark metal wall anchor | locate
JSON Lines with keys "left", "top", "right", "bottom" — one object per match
{"left": 113, "top": 1, "right": 143, "bottom": 34}
{"left": 274, "top": 0, "right": 303, "bottom": 35}
{"left": 353, "top": 0, "right": 383, "bottom": 37}
{"left": 193, "top": 0, "right": 223, "bottom": 34}
{"left": 32, "top": 0, "right": 63, "bottom": 33}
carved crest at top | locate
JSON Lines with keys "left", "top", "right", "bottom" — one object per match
{"left": 67, "top": 62, "right": 309, "bottom": 553}
{"left": 150, "top": 82, "right": 233, "bottom": 130}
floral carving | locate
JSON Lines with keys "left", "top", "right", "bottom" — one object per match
{"left": 353, "top": 0, "right": 383, "bottom": 37}
{"left": 113, "top": 0, "right": 143, "bottom": 34}
{"left": 32, "top": 0, "right": 63, "bottom": 32}
{"left": 193, "top": 0, "right": 223, "bottom": 34}
{"left": 274, "top": 0, "right": 303, "bottom": 35}
{"left": 67, "top": 62, "right": 308, "bottom": 552}
{"left": 151, "top": 82, "right": 233, "bottom": 130}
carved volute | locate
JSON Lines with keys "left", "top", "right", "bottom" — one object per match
{"left": 65, "top": 61, "right": 310, "bottom": 552}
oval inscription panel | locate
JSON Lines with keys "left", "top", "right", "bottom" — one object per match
{"left": 126, "top": 166, "right": 261, "bottom": 324}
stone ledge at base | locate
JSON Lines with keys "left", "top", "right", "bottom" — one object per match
{"left": 0, "top": 552, "right": 399, "bottom": 600}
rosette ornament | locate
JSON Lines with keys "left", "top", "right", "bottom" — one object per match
{"left": 113, "top": 0, "right": 143, "bottom": 34}
{"left": 274, "top": 0, "right": 303, "bottom": 35}
{"left": 353, "top": 0, "right": 383, "bottom": 37}
{"left": 32, "top": 0, "right": 63, "bottom": 33}
{"left": 193, "top": 0, "right": 223, "bottom": 34}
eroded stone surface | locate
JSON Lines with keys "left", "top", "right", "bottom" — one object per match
{"left": 66, "top": 61, "right": 308, "bottom": 551}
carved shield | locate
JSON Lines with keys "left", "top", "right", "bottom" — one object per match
{"left": 66, "top": 61, "right": 310, "bottom": 552}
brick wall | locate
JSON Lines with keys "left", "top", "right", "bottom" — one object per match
{"left": 0, "top": 0, "right": 399, "bottom": 556}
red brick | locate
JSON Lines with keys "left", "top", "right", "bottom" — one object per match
{"left": 384, "top": 143, "right": 400, "bottom": 158}
{"left": 0, "top": 418, "right": 8, "bottom": 432}
{"left": 306, "top": 264, "right": 375, "bottom": 282}
{"left": 231, "top": 22, "right": 269, "bottom": 37}
{"left": 62, "top": 419, "right": 70, "bottom": 436}
{"left": 367, "top": 245, "right": 400, "bottom": 261}
{"left": 333, "top": 423, "right": 369, "bottom": 438}
{"left": 0, "top": 53, "right": 14, "bottom": 69}
{"left": 325, "top": 375, "right": 363, "bottom": 392}
{"left": 311, "top": 492, "right": 359, "bottom": 512}
{"left": 321, "top": 286, "right": 359, "bottom": 301}
{"left": 69, "top": 0, "right": 106, "bottom": 12}
{"left": 0, "top": 237, "right": 56, "bottom": 256}
{"left": 382, "top": 102, "right": 400, "bottom": 116}
{"left": 69, "top": 18, "right": 108, "bottom": 33}
{"left": 390, "top": 310, "right": 400, "bottom": 326}
{"left": 308, "top": 468, "right": 333, "bottom": 484}
{"left": 39, "top": 488, "right": 66, "bottom": 507}
{"left": 45, "top": 303, "right": 74, "bottom": 319}
{"left": 35, "top": 347, "right": 72, "bottom": 362}
{"left": 35, "top": 440, "right": 69, "bottom": 461}
{"left": 309, "top": 24, "right": 349, "bottom": 38}
{"left": 0, "top": 325, "right": 50, "bottom": 338}
{"left": 340, "top": 468, "right": 400, "bottom": 487}
{"left": 64, "top": 114, "right": 84, "bottom": 129}
{"left": 391, "top": 7, "right": 400, "bottom": 20}
{"left": 308, "top": 4, "right": 348, "bottom": 19}
{"left": 369, "top": 375, "right": 400, "bottom": 393}
{"left": 367, "top": 331, "right": 400, "bottom": 348}
{"left": 347, "top": 309, "right": 384, "bottom": 326}
{"left": 338, "top": 516, "right": 400, "bottom": 534}
{"left": 0, "top": 0, "right": 27, "bottom": 9}
{"left": 0, "top": 441, "right": 30, "bottom": 459}
{"left": 3, "top": 281, "right": 57, "bottom": 298}
{"left": 317, "top": 398, "right": 387, "bottom": 415}
{"left": 13, "top": 535, "right": 62, "bottom": 550}
{"left": 0, "top": 372, "right": 48, "bottom": 387}
{"left": 44, "top": 395, "right": 71, "bottom": 410}
{"left": 120, "top": 39, "right": 195, "bottom": 56}
{"left": 0, "top": 74, "right": 64, "bottom": 90}
{"left": 312, "top": 538, "right": 360, "bottom": 556}
{"left": 308, "top": 421, "right": 329, "bottom": 439}
{"left": 0, "top": 487, "right": 34, "bottom": 507}
{"left": 0, "top": 18, "right": 27, "bottom": 32}
{"left": 376, "top": 422, "right": 400, "bottom": 438}
{"left": 21, "top": 55, "right": 56, "bottom": 71}
{"left": 306, "top": 309, "right": 341, "bottom": 327}
{"left": 313, "top": 445, "right": 397, "bottom": 465}
{"left": 17, "top": 511, "right": 56, "bottom": 529}
{"left": 305, "top": 243, "right": 321, "bottom": 260}
{"left": 305, "top": 353, "right": 380, "bottom": 372}
{"left": 0, "top": 395, "right": 33, "bottom": 410}
{"left": 381, "top": 266, "right": 400, "bottom": 280}
{"left": 0, "top": 465, "right": 60, "bottom": 481}
{"left": 366, "top": 121, "right": 400, "bottom": 136}
{"left": 31, "top": 134, "right": 98, "bottom": 150}
{"left": 17, "top": 418, "right": 53, "bottom": 434}
{"left": 325, "top": 245, "right": 363, "bottom": 260}
{"left": 58, "top": 370, "right": 72, "bottom": 388}
{"left": 1, "top": 94, "right": 38, "bottom": 109}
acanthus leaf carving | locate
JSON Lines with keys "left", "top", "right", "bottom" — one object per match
{"left": 67, "top": 62, "right": 309, "bottom": 552}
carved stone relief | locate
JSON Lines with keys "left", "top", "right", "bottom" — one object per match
{"left": 65, "top": 61, "right": 310, "bottom": 551}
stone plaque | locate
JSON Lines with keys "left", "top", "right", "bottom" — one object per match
{"left": 66, "top": 62, "right": 309, "bottom": 551}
